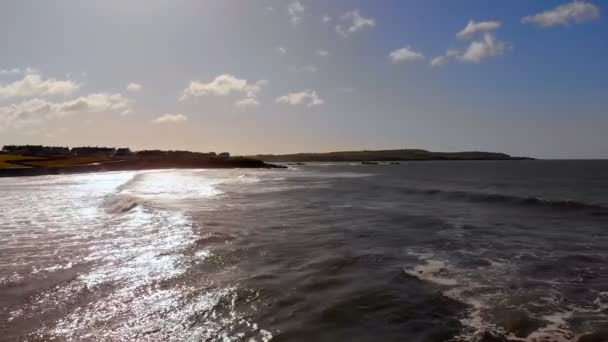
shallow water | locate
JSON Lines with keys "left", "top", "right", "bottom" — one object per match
{"left": 1, "top": 161, "right": 608, "bottom": 341}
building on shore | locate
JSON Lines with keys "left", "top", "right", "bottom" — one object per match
{"left": 71, "top": 147, "right": 117, "bottom": 157}
{"left": 1, "top": 145, "right": 70, "bottom": 156}
{"left": 1, "top": 145, "right": 231, "bottom": 161}
{"left": 114, "top": 148, "right": 134, "bottom": 158}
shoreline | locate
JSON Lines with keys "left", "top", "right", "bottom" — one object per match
{"left": 0, "top": 159, "right": 285, "bottom": 178}
{"left": 250, "top": 149, "right": 534, "bottom": 163}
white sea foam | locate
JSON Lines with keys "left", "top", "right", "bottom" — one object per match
{"left": 31, "top": 262, "right": 73, "bottom": 274}
{"left": 117, "top": 170, "right": 224, "bottom": 201}
{"left": 236, "top": 173, "right": 262, "bottom": 183}
{"left": 1, "top": 170, "right": 272, "bottom": 341}
{"left": 519, "top": 311, "right": 574, "bottom": 342}
{"left": 404, "top": 248, "right": 608, "bottom": 342}
{"left": 195, "top": 249, "right": 212, "bottom": 261}
{"left": 404, "top": 259, "right": 459, "bottom": 286}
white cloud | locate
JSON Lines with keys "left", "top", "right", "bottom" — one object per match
{"left": 235, "top": 97, "right": 260, "bottom": 109}
{"left": 430, "top": 55, "right": 448, "bottom": 68}
{"left": 0, "top": 99, "right": 52, "bottom": 128}
{"left": 430, "top": 49, "right": 460, "bottom": 67}
{"left": 458, "top": 33, "right": 508, "bottom": 63}
{"left": 456, "top": 20, "right": 501, "bottom": 40}
{"left": 316, "top": 49, "right": 330, "bottom": 57}
{"left": 57, "top": 93, "right": 130, "bottom": 113}
{"left": 0, "top": 73, "right": 80, "bottom": 99}
{"left": 181, "top": 74, "right": 266, "bottom": 110}
{"left": 522, "top": 1, "right": 600, "bottom": 27}
{"left": 439, "top": 20, "right": 509, "bottom": 65}
{"left": 288, "top": 1, "right": 305, "bottom": 26}
{"left": 264, "top": 6, "right": 275, "bottom": 14}
{"left": 276, "top": 89, "right": 324, "bottom": 107}
{"left": 181, "top": 74, "right": 266, "bottom": 99}
{"left": 389, "top": 46, "right": 425, "bottom": 64}
{"left": 276, "top": 46, "right": 288, "bottom": 54}
{"left": 335, "top": 10, "right": 376, "bottom": 37}
{"left": 322, "top": 15, "right": 332, "bottom": 23}
{"left": 126, "top": 82, "right": 142, "bottom": 92}
{"left": 0, "top": 93, "right": 130, "bottom": 129}
{"left": 152, "top": 113, "right": 188, "bottom": 124}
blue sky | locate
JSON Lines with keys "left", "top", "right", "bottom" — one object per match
{"left": 0, "top": 0, "right": 606, "bottom": 158}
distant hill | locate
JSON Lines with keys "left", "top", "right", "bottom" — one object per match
{"left": 249, "top": 149, "right": 533, "bottom": 162}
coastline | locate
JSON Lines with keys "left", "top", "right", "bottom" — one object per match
{"left": 250, "top": 149, "right": 534, "bottom": 163}
{"left": 0, "top": 146, "right": 533, "bottom": 178}
{"left": 0, "top": 159, "right": 285, "bottom": 178}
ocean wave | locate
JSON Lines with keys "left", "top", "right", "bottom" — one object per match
{"left": 5, "top": 169, "right": 274, "bottom": 341}
{"left": 403, "top": 259, "right": 459, "bottom": 286}
{"left": 114, "top": 170, "right": 224, "bottom": 202}
{"left": 403, "top": 250, "right": 608, "bottom": 342}
{"left": 31, "top": 262, "right": 74, "bottom": 274}
{"left": 398, "top": 186, "right": 608, "bottom": 213}
{"left": 45, "top": 285, "right": 273, "bottom": 342}
{"left": 102, "top": 173, "right": 146, "bottom": 213}
{"left": 293, "top": 171, "right": 375, "bottom": 179}
{"left": 103, "top": 194, "right": 140, "bottom": 213}
{"left": 236, "top": 173, "right": 262, "bottom": 183}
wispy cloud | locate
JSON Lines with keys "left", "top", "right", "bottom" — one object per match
{"left": 0, "top": 93, "right": 130, "bottom": 129}
{"left": 152, "top": 113, "right": 188, "bottom": 124}
{"left": 522, "top": 1, "right": 600, "bottom": 27}
{"left": 0, "top": 68, "right": 22, "bottom": 76}
{"left": 287, "top": 1, "right": 305, "bottom": 26}
{"left": 0, "top": 73, "right": 80, "bottom": 99}
{"left": 458, "top": 33, "right": 508, "bottom": 63}
{"left": 389, "top": 46, "right": 425, "bottom": 64}
{"left": 235, "top": 97, "right": 260, "bottom": 109}
{"left": 181, "top": 74, "right": 267, "bottom": 109}
{"left": 457, "top": 20, "right": 501, "bottom": 40}
{"left": 126, "top": 82, "right": 142, "bottom": 92}
{"left": 438, "top": 19, "right": 510, "bottom": 65}
{"left": 0, "top": 67, "right": 37, "bottom": 76}
{"left": 276, "top": 89, "right": 324, "bottom": 107}
{"left": 430, "top": 49, "right": 460, "bottom": 68}
{"left": 316, "top": 49, "right": 330, "bottom": 57}
{"left": 335, "top": 10, "right": 376, "bottom": 37}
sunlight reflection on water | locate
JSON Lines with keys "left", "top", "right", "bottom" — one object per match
{"left": 0, "top": 170, "right": 272, "bottom": 341}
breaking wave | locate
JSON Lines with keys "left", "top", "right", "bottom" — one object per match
{"left": 403, "top": 250, "right": 608, "bottom": 342}
{"left": 398, "top": 186, "right": 608, "bottom": 213}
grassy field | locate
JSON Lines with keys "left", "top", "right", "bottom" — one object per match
{"left": 20, "top": 156, "right": 110, "bottom": 168}
{"left": 0, "top": 154, "right": 110, "bottom": 169}
{"left": 0, "top": 155, "right": 43, "bottom": 169}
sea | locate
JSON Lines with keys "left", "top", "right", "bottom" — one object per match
{"left": 1, "top": 160, "right": 608, "bottom": 342}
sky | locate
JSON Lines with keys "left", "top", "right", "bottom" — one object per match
{"left": 0, "top": 0, "right": 606, "bottom": 159}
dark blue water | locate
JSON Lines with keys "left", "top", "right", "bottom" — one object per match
{"left": 2, "top": 161, "right": 608, "bottom": 341}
